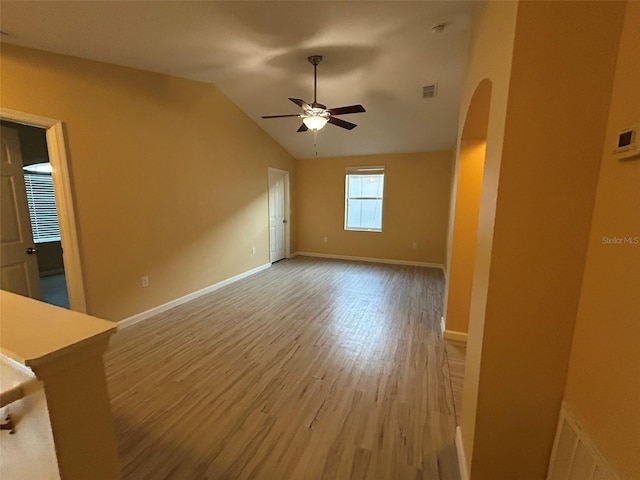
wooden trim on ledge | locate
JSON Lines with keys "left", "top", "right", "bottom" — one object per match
{"left": 0, "top": 385, "right": 25, "bottom": 409}
{"left": 294, "top": 252, "right": 445, "bottom": 271}
{"left": 118, "top": 263, "right": 271, "bottom": 330}
{"left": 444, "top": 330, "right": 469, "bottom": 344}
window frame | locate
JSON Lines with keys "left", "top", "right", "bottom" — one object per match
{"left": 344, "top": 166, "right": 385, "bottom": 233}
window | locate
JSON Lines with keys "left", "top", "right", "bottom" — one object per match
{"left": 22, "top": 163, "right": 61, "bottom": 243}
{"left": 344, "top": 166, "right": 384, "bottom": 232}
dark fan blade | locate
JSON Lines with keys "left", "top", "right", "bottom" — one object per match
{"left": 328, "top": 116, "right": 357, "bottom": 130}
{"left": 327, "top": 104, "right": 366, "bottom": 116}
{"left": 262, "top": 114, "right": 301, "bottom": 119}
{"left": 289, "top": 98, "right": 311, "bottom": 111}
{"left": 297, "top": 123, "right": 309, "bottom": 133}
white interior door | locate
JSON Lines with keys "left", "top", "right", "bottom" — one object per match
{"left": 269, "top": 169, "right": 287, "bottom": 263}
{"left": 1, "top": 126, "right": 41, "bottom": 299}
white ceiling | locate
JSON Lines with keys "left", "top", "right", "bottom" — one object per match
{"left": 0, "top": 1, "right": 473, "bottom": 159}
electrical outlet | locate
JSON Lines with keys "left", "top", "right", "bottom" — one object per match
{"left": 141, "top": 275, "right": 150, "bottom": 288}
{"left": 252, "top": 246, "right": 256, "bottom": 255}
{"left": 323, "top": 236, "right": 328, "bottom": 243}
{"left": 412, "top": 242, "right": 418, "bottom": 249}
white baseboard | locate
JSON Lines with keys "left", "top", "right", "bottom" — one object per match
{"left": 456, "top": 426, "right": 469, "bottom": 480}
{"left": 444, "top": 330, "right": 468, "bottom": 343}
{"left": 294, "top": 251, "right": 445, "bottom": 271}
{"left": 118, "top": 263, "right": 271, "bottom": 330}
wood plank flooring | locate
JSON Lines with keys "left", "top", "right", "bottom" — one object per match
{"left": 105, "top": 257, "right": 460, "bottom": 480}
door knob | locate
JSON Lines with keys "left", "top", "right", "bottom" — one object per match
{"left": 26, "top": 247, "right": 38, "bottom": 255}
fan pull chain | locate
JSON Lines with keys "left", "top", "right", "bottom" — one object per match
{"left": 314, "top": 130, "right": 318, "bottom": 156}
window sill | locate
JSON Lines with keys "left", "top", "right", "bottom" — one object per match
{"left": 345, "top": 228, "right": 382, "bottom": 233}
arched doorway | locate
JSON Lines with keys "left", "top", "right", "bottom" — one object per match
{"left": 444, "top": 79, "right": 492, "bottom": 339}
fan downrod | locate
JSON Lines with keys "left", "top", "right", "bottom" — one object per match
{"left": 308, "top": 55, "right": 323, "bottom": 106}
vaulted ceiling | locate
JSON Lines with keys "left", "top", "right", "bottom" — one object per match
{"left": 0, "top": 1, "right": 473, "bottom": 159}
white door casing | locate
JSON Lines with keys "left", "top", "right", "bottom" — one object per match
{"left": 0, "top": 126, "right": 42, "bottom": 299}
{"left": 0, "top": 108, "right": 87, "bottom": 313}
{"left": 268, "top": 168, "right": 289, "bottom": 263}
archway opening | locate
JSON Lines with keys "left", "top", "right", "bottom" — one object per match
{"left": 444, "top": 79, "right": 492, "bottom": 338}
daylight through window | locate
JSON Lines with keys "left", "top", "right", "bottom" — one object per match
{"left": 344, "top": 166, "right": 384, "bottom": 232}
{"left": 23, "top": 163, "right": 61, "bottom": 243}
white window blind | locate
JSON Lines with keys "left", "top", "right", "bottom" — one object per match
{"left": 23, "top": 172, "right": 61, "bottom": 243}
{"left": 344, "top": 166, "right": 385, "bottom": 232}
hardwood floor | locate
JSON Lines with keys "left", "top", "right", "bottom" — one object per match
{"left": 105, "top": 257, "right": 460, "bottom": 480}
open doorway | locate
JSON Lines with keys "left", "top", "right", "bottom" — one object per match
{"left": 1, "top": 109, "right": 86, "bottom": 312}
{"left": 1, "top": 120, "right": 69, "bottom": 308}
{"left": 268, "top": 168, "right": 290, "bottom": 263}
{"left": 444, "top": 79, "right": 492, "bottom": 340}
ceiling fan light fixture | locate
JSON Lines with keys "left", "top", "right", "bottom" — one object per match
{"left": 302, "top": 111, "right": 329, "bottom": 131}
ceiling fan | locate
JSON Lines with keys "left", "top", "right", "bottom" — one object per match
{"left": 262, "top": 55, "right": 366, "bottom": 132}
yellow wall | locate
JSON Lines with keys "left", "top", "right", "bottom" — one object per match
{"left": 296, "top": 151, "right": 452, "bottom": 265}
{"left": 564, "top": 2, "right": 640, "bottom": 479}
{"left": 456, "top": 1, "right": 626, "bottom": 478}
{"left": 456, "top": 1, "right": 519, "bottom": 470}
{"left": 0, "top": 45, "right": 296, "bottom": 321}
{"left": 445, "top": 139, "right": 486, "bottom": 334}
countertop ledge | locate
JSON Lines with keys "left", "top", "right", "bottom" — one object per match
{"left": 0, "top": 291, "right": 117, "bottom": 369}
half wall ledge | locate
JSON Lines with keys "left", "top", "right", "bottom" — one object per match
{"left": 0, "top": 290, "right": 121, "bottom": 480}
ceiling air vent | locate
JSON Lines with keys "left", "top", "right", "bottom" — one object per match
{"left": 423, "top": 83, "right": 438, "bottom": 99}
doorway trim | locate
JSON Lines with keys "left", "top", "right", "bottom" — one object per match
{"left": 1, "top": 108, "right": 87, "bottom": 313}
{"left": 267, "top": 167, "right": 291, "bottom": 261}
